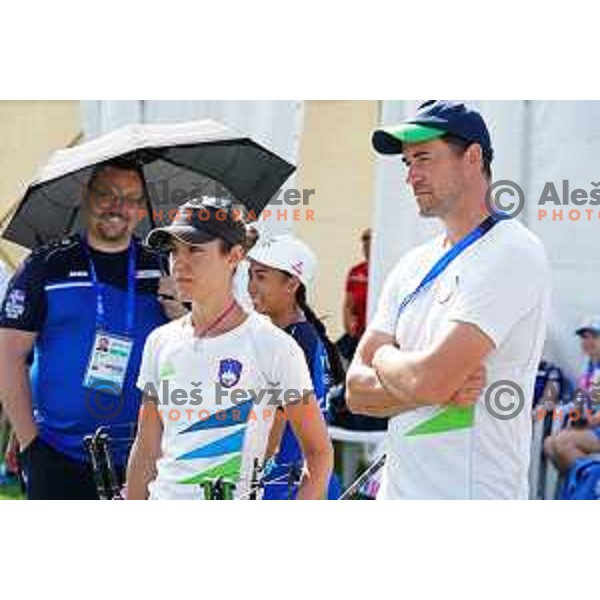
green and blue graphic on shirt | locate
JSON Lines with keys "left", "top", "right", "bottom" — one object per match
{"left": 176, "top": 398, "right": 254, "bottom": 485}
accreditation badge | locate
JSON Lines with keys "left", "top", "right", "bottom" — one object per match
{"left": 83, "top": 331, "right": 134, "bottom": 393}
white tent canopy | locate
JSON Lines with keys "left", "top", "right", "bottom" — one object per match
{"left": 371, "top": 100, "right": 600, "bottom": 381}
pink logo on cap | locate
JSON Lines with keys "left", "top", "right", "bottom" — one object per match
{"left": 291, "top": 261, "right": 304, "bottom": 276}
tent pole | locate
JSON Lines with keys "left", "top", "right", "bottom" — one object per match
{"left": 520, "top": 100, "right": 532, "bottom": 226}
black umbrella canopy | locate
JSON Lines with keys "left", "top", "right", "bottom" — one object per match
{"left": 2, "top": 120, "right": 296, "bottom": 249}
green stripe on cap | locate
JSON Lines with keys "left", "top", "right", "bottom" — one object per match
{"left": 386, "top": 123, "right": 446, "bottom": 144}
{"left": 405, "top": 405, "right": 475, "bottom": 437}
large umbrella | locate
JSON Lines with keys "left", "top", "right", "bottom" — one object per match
{"left": 2, "top": 119, "right": 296, "bottom": 249}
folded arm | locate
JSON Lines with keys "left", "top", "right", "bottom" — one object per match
{"left": 346, "top": 330, "right": 420, "bottom": 418}
{"left": 347, "top": 322, "right": 493, "bottom": 417}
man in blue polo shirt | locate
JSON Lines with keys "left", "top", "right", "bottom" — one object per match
{"left": 0, "top": 158, "right": 184, "bottom": 499}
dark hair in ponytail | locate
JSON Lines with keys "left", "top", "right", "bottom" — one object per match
{"left": 295, "top": 284, "right": 345, "bottom": 386}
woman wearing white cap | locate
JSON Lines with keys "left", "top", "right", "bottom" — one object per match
{"left": 126, "top": 198, "right": 333, "bottom": 500}
{"left": 247, "top": 234, "right": 344, "bottom": 499}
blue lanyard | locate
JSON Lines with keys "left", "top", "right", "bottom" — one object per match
{"left": 81, "top": 236, "right": 137, "bottom": 336}
{"left": 585, "top": 360, "right": 597, "bottom": 386}
{"left": 587, "top": 360, "right": 597, "bottom": 376}
{"left": 396, "top": 214, "right": 499, "bottom": 323}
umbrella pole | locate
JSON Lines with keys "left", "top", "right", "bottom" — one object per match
{"left": 140, "top": 168, "right": 156, "bottom": 231}
{"left": 64, "top": 206, "right": 80, "bottom": 239}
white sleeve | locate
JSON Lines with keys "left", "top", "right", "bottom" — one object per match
{"left": 449, "top": 240, "right": 549, "bottom": 348}
{"left": 369, "top": 263, "right": 403, "bottom": 336}
{"left": 136, "top": 328, "right": 160, "bottom": 395}
{"left": 263, "top": 330, "right": 314, "bottom": 406}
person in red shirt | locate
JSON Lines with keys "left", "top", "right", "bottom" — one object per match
{"left": 339, "top": 228, "right": 371, "bottom": 362}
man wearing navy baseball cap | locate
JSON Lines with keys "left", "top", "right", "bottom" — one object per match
{"left": 372, "top": 99, "right": 494, "bottom": 163}
{"left": 347, "top": 100, "right": 551, "bottom": 500}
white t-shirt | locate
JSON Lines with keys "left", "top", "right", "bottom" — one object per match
{"left": 370, "top": 219, "right": 550, "bottom": 500}
{"left": 137, "top": 311, "right": 313, "bottom": 499}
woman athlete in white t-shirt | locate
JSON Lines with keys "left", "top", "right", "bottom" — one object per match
{"left": 126, "top": 198, "right": 333, "bottom": 500}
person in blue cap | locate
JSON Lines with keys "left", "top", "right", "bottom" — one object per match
{"left": 543, "top": 317, "right": 600, "bottom": 473}
{"left": 347, "top": 100, "right": 550, "bottom": 499}
{"left": 573, "top": 317, "right": 600, "bottom": 397}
